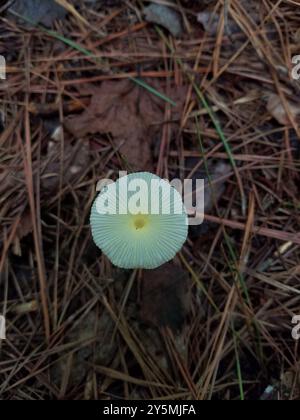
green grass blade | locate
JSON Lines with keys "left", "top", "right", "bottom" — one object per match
{"left": 129, "top": 76, "right": 176, "bottom": 106}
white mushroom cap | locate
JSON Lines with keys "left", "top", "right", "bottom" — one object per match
{"left": 90, "top": 172, "right": 188, "bottom": 269}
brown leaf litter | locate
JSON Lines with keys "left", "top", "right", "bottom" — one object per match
{"left": 144, "top": 3, "right": 183, "bottom": 38}
{"left": 140, "top": 262, "right": 190, "bottom": 332}
{"left": 9, "top": 0, "right": 67, "bottom": 27}
{"left": 64, "top": 79, "right": 188, "bottom": 170}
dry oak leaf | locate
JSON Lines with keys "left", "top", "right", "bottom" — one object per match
{"left": 64, "top": 80, "right": 186, "bottom": 170}
{"left": 10, "top": 0, "right": 67, "bottom": 27}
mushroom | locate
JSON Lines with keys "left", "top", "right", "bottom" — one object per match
{"left": 90, "top": 172, "right": 188, "bottom": 269}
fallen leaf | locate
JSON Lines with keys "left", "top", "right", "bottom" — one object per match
{"left": 197, "top": 11, "right": 224, "bottom": 36}
{"left": 10, "top": 0, "right": 67, "bottom": 27}
{"left": 144, "top": 3, "right": 183, "bottom": 37}
{"left": 197, "top": 11, "right": 239, "bottom": 36}
{"left": 140, "top": 262, "right": 190, "bottom": 332}
{"left": 267, "top": 94, "right": 300, "bottom": 125}
{"left": 65, "top": 80, "right": 187, "bottom": 170}
{"left": 197, "top": 1, "right": 259, "bottom": 36}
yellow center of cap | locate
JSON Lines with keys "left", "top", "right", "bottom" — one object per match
{"left": 133, "top": 214, "right": 149, "bottom": 230}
